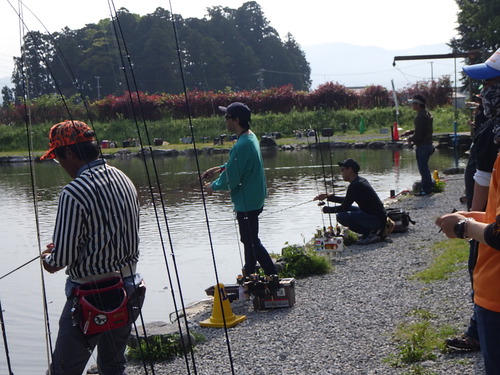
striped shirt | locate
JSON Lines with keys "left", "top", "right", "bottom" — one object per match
{"left": 45, "top": 159, "right": 140, "bottom": 279}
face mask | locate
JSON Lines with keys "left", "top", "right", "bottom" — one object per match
{"left": 481, "top": 83, "right": 500, "bottom": 118}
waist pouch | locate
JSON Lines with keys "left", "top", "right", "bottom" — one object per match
{"left": 72, "top": 276, "right": 129, "bottom": 335}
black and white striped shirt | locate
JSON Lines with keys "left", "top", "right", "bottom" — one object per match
{"left": 45, "top": 160, "right": 140, "bottom": 279}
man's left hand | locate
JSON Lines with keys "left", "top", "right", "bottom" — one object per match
{"left": 204, "top": 182, "right": 214, "bottom": 196}
{"left": 435, "top": 213, "right": 466, "bottom": 238}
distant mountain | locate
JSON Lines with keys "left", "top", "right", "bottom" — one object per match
{"left": 302, "top": 42, "right": 465, "bottom": 91}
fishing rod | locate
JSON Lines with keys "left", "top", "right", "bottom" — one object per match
{"left": 104, "top": 2, "right": 202, "bottom": 373}
{"left": 0, "top": 299, "right": 14, "bottom": 375}
{"left": 166, "top": 0, "right": 236, "bottom": 373}
{"left": 0, "top": 255, "right": 39, "bottom": 280}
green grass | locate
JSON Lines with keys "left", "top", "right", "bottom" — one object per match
{"left": 127, "top": 331, "right": 205, "bottom": 362}
{"left": 0, "top": 105, "right": 471, "bottom": 154}
{"left": 386, "top": 309, "right": 457, "bottom": 374}
{"left": 385, "top": 240, "right": 470, "bottom": 373}
{"left": 412, "top": 239, "right": 469, "bottom": 283}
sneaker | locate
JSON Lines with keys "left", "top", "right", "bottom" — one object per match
{"left": 414, "top": 191, "right": 432, "bottom": 197}
{"left": 380, "top": 217, "right": 395, "bottom": 239}
{"left": 356, "top": 233, "right": 381, "bottom": 245}
{"left": 445, "top": 335, "right": 480, "bottom": 351}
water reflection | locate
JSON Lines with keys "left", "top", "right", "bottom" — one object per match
{"left": 0, "top": 147, "right": 466, "bottom": 374}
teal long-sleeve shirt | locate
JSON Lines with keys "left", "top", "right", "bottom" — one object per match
{"left": 211, "top": 131, "right": 267, "bottom": 212}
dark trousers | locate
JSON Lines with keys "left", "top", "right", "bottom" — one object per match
{"left": 237, "top": 208, "right": 277, "bottom": 276}
{"left": 475, "top": 304, "right": 500, "bottom": 374}
{"left": 415, "top": 144, "right": 434, "bottom": 194}
{"left": 49, "top": 275, "right": 145, "bottom": 375}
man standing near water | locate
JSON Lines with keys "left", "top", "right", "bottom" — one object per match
{"left": 202, "top": 102, "right": 277, "bottom": 277}
{"left": 403, "top": 94, "right": 434, "bottom": 196}
{"left": 40, "top": 120, "right": 145, "bottom": 375}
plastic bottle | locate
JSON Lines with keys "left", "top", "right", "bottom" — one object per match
{"left": 433, "top": 170, "right": 440, "bottom": 182}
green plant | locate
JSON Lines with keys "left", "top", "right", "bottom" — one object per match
{"left": 127, "top": 332, "right": 205, "bottom": 362}
{"left": 412, "top": 239, "right": 469, "bottom": 283}
{"left": 432, "top": 181, "right": 446, "bottom": 193}
{"left": 278, "top": 244, "right": 331, "bottom": 278}
{"left": 343, "top": 229, "right": 358, "bottom": 246}
{"left": 386, "top": 309, "right": 456, "bottom": 373}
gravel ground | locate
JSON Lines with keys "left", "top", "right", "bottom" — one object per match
{"left": 125, "top": 175, "right": 485, "bottom": 375}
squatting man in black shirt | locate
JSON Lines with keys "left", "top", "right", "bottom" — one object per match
{"left": 313, "top": 158, "right": 394, "bottom": 245}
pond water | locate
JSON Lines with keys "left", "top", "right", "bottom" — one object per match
{"left": 0, "top": 146, "right": 466, "bottom": 374}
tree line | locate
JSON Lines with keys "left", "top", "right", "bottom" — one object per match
{"left": 0, "top": 78, "right": 453, "bottom": 125}
{"left": 1, "top": 1, "right": 310, "bottom": 105}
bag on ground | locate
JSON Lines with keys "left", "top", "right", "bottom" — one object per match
{"left": 386, "top": 208, "right": 415, "bottom": 233}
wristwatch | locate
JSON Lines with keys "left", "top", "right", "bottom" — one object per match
{"left": 454, "top": 218, "right": 474, "bottom": 239}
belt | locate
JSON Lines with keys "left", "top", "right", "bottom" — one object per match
{"left": 71, "top": 264, "right": 137, "bottom": 284}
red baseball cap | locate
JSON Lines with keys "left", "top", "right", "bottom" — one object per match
{"left": 40, "top": 120, "right": 95, "bottom": 160}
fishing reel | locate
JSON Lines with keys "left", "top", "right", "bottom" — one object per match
{"left": 237, "top": 273, "right": 280, "bottom": 299}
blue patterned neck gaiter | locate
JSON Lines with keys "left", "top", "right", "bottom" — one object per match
{"left": 483, "top": 84, "right": 500, "bottom": 144}
{"left": 481, "top": 83, "right": 500, "bottom": 118}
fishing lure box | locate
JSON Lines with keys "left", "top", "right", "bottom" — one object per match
{"left": 205, "top": 284, "right": 240, "bottom": 298}
{"left": 252, "top": 278, "right": 296, "bottom": 310}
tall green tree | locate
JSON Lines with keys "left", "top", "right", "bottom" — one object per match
{"left": 450, "top": 0, "right": 500, "bottom": 56}
{"left": 1, "top": 86, "right": 14, "bottom": 107}
{"left": 11, "top": 2, "right": 311, "bottom": 99}
{"left": 12, "top": 31, "right": 55, "bottom": 101}
{"left": 450, "top": 0, "right": 500, "bottom": 90}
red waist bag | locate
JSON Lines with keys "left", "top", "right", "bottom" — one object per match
{"left": 73, "top": 276, "right": 129, "bottom": 335}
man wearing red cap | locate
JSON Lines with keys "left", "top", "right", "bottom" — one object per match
{"left": 436, "top": 47, "right": 500, "bottom": 374}
{"left": 40, "top": 120, "right": 145, "bottom": 375}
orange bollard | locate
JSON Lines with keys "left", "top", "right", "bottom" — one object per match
{"left": 393, "top": 121, "right": 399, "bottom": 141}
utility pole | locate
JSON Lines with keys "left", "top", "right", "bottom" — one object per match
{"left": 258, "top": 69, "right": 264, "bottom": 90}
{"left": 95, "top": 76, "right": 101, "bottom": 100}
{"left": 428, "top": 62, "right": 434, "bottom": 81}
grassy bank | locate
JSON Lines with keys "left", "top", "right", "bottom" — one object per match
{"left": 0, "top": 105, "right": 469, "bottom": 155}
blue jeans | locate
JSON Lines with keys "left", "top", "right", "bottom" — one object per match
{"left": 415, "top": 144, "right": 434, "bottom": 194}
{"left": 49, "top": 274, "right": 145, "bottom": 375}
{"left": 474, "top": 304, "right": 500, "bottom": 374}
{"left": 237, "top": 208, "right": 277, "bottom": 276}
{"left": 336, "top": 206, "right": 384, "bottom": 236}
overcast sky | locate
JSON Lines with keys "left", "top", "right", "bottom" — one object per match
{"left": 0, "top": 0, "right": 460, "bottom": 86}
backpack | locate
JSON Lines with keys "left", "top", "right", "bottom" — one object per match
{"left": 386, "top": 208, "right": 415, "bottom": 233}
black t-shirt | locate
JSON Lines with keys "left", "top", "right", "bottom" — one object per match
{"left": 328, "top": 176, "right": 386, "bottom": 225}
{"left": 473, "top": 118, "right": 499, "bottom": 173}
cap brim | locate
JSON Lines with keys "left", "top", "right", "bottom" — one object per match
{"left": 40, "top": 148, "right": 56, "bottom": 160}
{"left": 218, "top": 106, "right": 228, "bottom": 113}
{"left": 463, "top": 63, "right": 500, "bottom": 80}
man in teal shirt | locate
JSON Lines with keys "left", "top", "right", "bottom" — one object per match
{"left": 203, "top": 102, "right": 277, "bottom": 277}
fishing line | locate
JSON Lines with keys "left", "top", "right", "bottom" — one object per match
{"left": 313, "top": 125, "right": 334, "bottom": 229}
{"left": 9, "top": 8, "right": 120, "bottom": 373}
{"left": 167, "top": 0, "right": 238, "bottom": 372}
{"left": 11, "top": 1, "right": 58, "bottom": 371}
{"left": 106, "top": 1, "right": 200, "bottom": 372}
{"left": 298, "top": 127, "right": 329, "bottom": 231}
{"left": 0, "top": 255, "right": 40, "bottom": 280}
{"left": 0, "top": 298, "right": 14, "bottom": 375}
{"left": 7, "top": 3, "right": 156, "bottom": 373}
